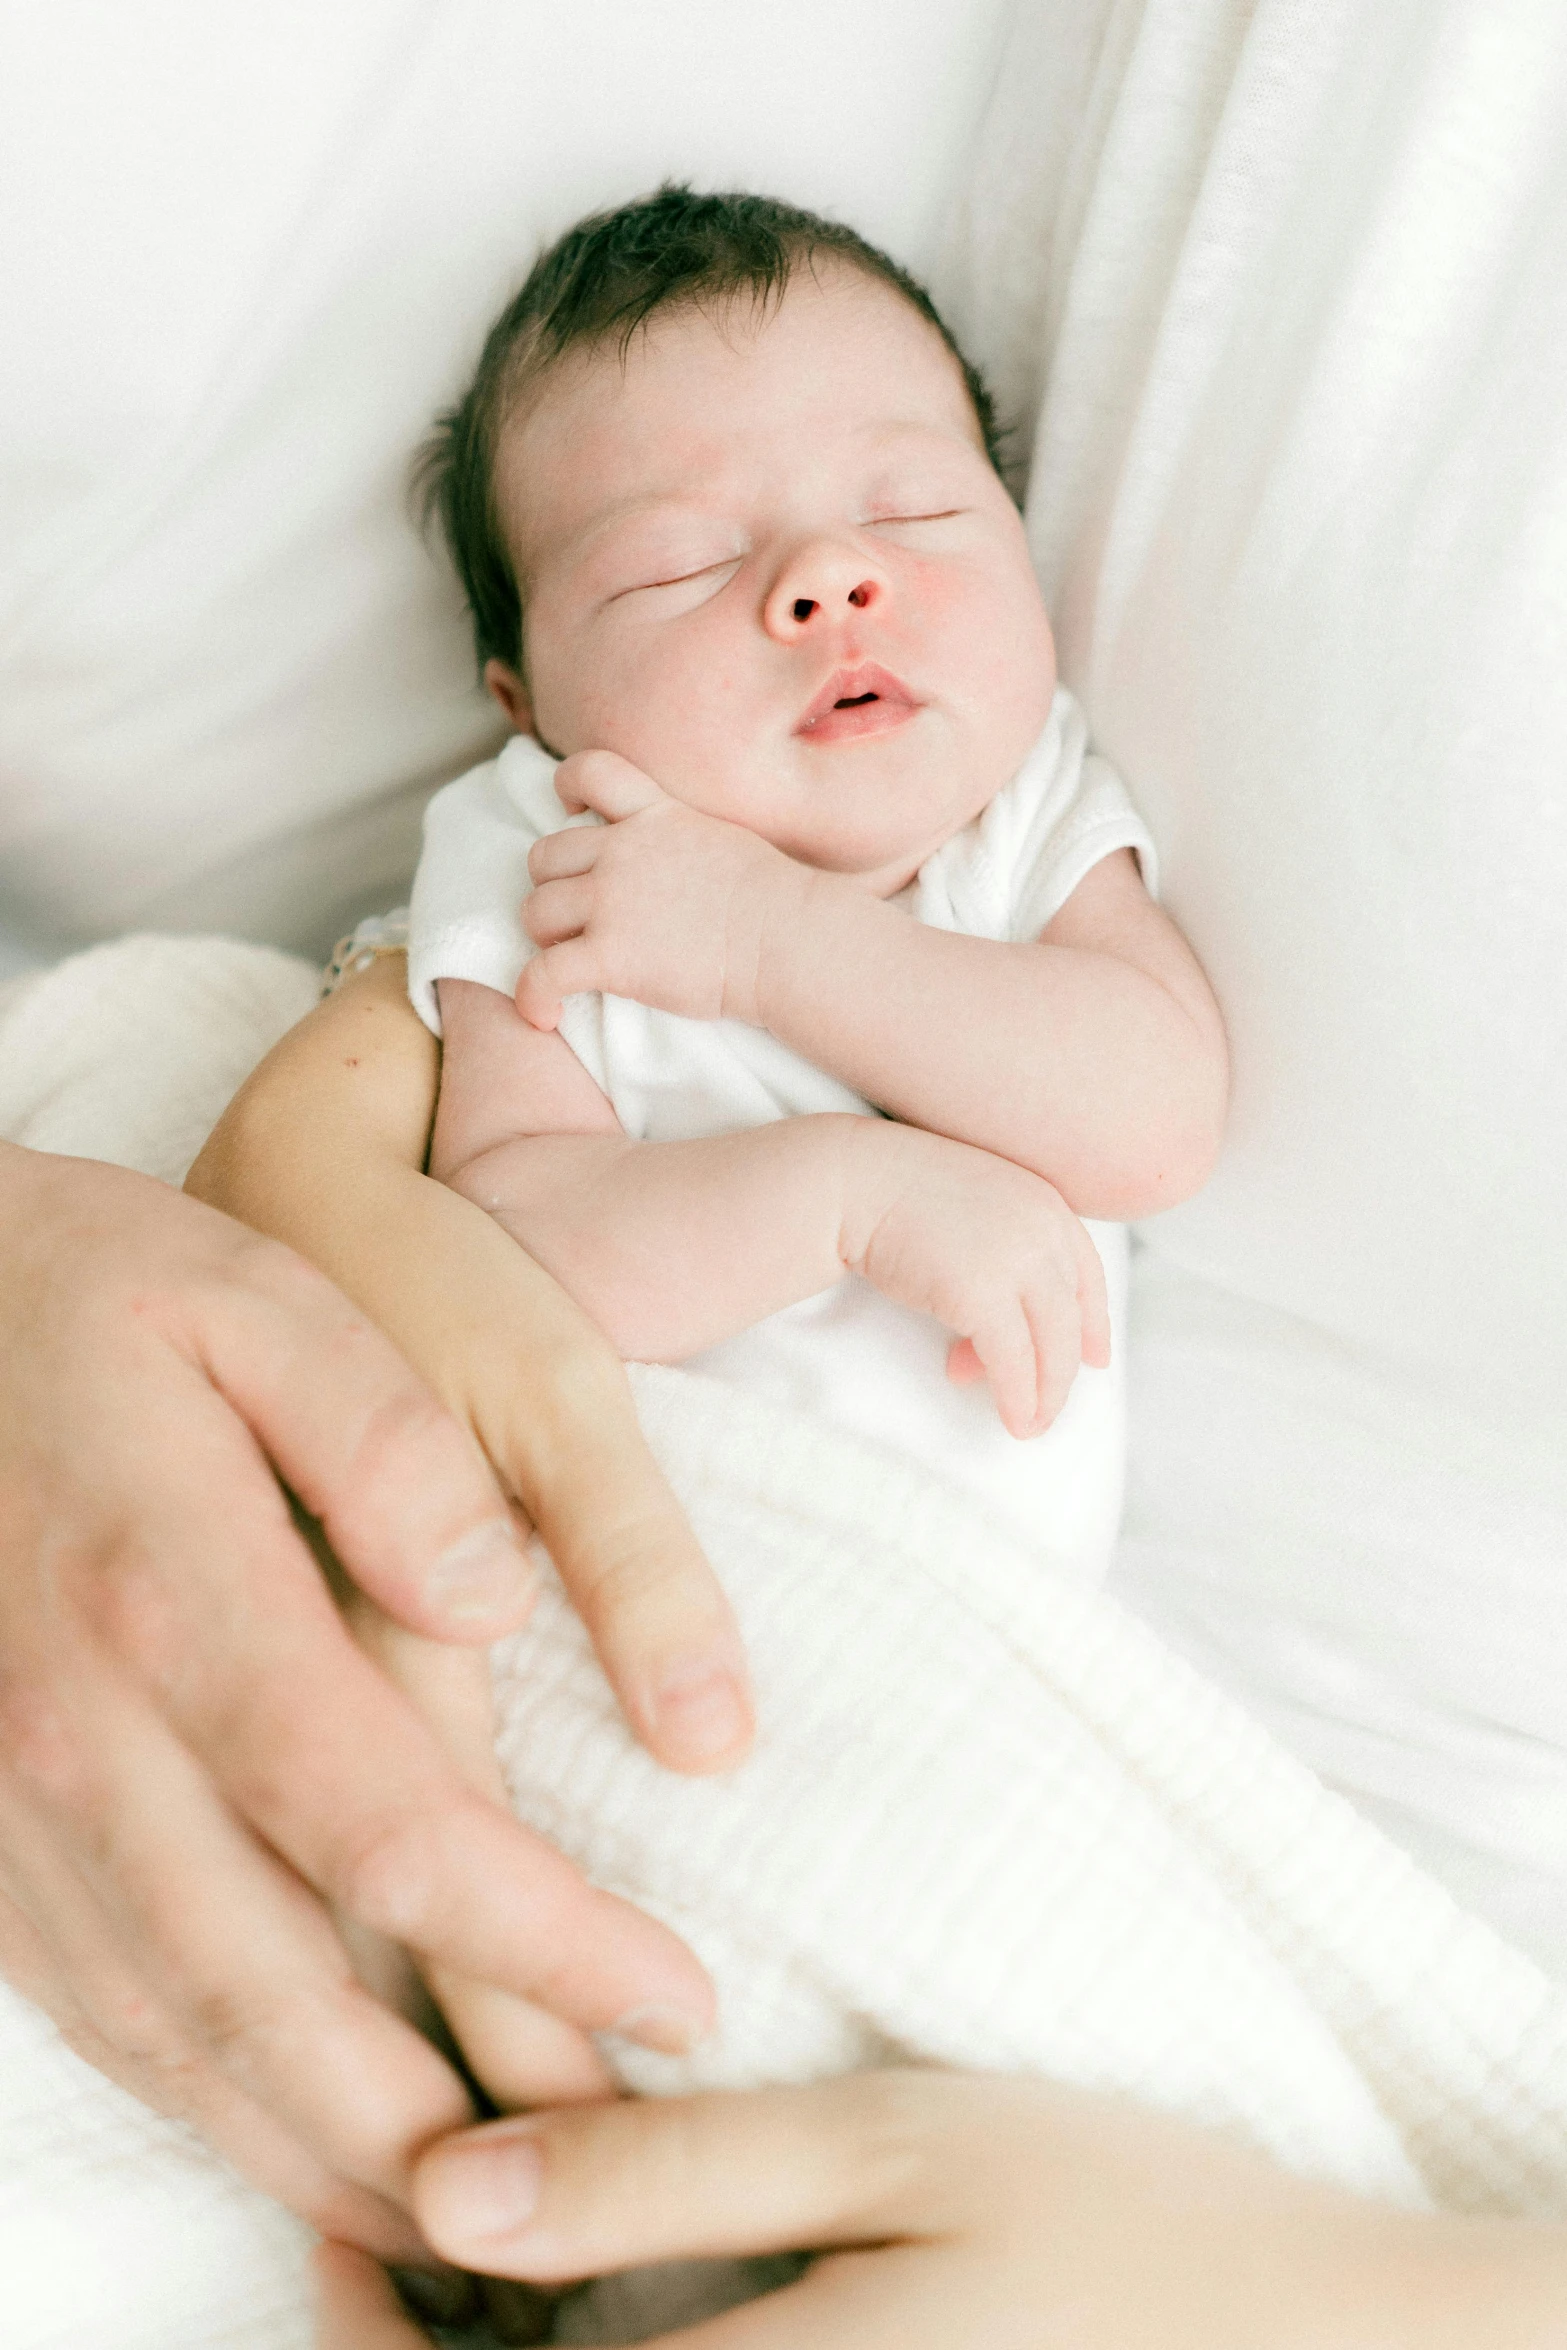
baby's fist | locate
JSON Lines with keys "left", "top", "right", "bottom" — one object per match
{"left": 519, "top": 753, "right": 807, "bottom": 1030}
{"left": 847, "top": 1127, "right": 1111, "bottom": 1440}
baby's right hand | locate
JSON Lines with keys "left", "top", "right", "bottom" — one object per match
{"left": 846, "top": 1128, "right": 1111, "bottom": 1439}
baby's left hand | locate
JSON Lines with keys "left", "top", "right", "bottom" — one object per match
{"left": 519, "top": 750, "right": 809, "bottom": 1031}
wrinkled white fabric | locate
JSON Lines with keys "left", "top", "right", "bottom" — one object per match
{"left": 944, "top": 0, "right": 1567, "bottom": 1977}
{"left": 5, "top": 935, "right": 1567, "bottom": 2350}
{"left": 0, "top": 0, "right": 1010, "bottom": 963}
{"left": 407, "top": 692, "right": 1154, "bottom": 1568}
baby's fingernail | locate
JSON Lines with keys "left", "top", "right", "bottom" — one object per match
{"left": 652, "top": 1661, "right": 750, "bottom": 1765}
{"left": 428, "top": 1521, "right": 536, "bottom": 1620}
{"left": 608, "top": 2000, "right": 707, "bottom": 2056}
{"left": 424, "top": 2126, "right": 544, "bottom": 2247}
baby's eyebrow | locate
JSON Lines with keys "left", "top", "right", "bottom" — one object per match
{"left": 561, "top": 491, "right": 714, "bottom": 569}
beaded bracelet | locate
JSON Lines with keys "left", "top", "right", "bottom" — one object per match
{"left": 320, "top": 908, "right": 411, "bottom": 998}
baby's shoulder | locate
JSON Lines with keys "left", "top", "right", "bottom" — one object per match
{"left": 914, "top": 687, "right": 1091, "bottom": 939}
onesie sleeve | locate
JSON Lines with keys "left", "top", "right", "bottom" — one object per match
{"left": 406, "top": 735, "right": 589, "bottom": 1035}
{"left": 1008, "top": 744, "right": 1160, "bottom": 944}
{"left": 998, "top": 687, "right": 1159, "bottom": 943}
{"left": 915, "top": 687, "right": 1158, "bottom": 945}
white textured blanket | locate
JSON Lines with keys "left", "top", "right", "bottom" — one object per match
{"left": 4, "top": 935, "right": 1567, "bottom": 2350}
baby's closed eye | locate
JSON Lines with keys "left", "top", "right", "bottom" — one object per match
{"left": 862, "top": 507, "right": 968, "bottom": 545}
{"left": 608, "top": 554, "right": 745, "bottom": 616}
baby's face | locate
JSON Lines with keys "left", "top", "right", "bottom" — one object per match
{"left": 489, "top": 266, "right": 1056, "bottom": 892}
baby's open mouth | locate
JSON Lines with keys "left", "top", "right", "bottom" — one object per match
{"left": 796, "top": 663, "right": 921, "bottom": 743}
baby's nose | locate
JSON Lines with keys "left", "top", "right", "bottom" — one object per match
{"left": 788, "top": 578, "right": 879, "bottom": 624}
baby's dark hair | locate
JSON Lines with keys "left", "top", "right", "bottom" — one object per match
{"left": 416, "top": 183, "right": 1005, "bottom": 675}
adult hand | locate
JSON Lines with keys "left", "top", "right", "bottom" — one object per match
{"left": 322, "top": 2072, "right": 1567, "bottom": 2347}
{"left": 0, "top": 1141, "right": 712, "bottom": 2262}
{"left": 187, "top": 952, "right": 745, "bottom": 2116}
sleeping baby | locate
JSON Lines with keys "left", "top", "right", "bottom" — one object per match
{"left": 189, "top": 181, "right": 1227, "bottom": 2338}
{"left": 397, "top": 184, "right": 1226, "bottom": 1616}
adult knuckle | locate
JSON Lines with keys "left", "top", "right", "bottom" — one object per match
{"left": 51, "top": 2007, "right": 193, "bottom": 2107}
{"left": 0, "top": 1677, "right": 91, "bottom": 1810}
{"left": 334, "top": 1805, "right": 441, "bottom": 1942}
{"left": 572, "top": 1526, "right": 667, "bottom": 1625}
{"left": 343, "top": 1380, "right": 454, "bottom": 1490}
{"left": 835, "top": 2069, "right": 945, "bottom": 2208}
{"left": 249, "top": 1238, "right": 345, "bottom": 1319}
{"left": 91, "top": 1979, "right": 188, "bottom": 2067}
{"left": 85, "top": 1544, "right": 186, "bottom": 1685}
{"left": 192, "top": 1237, "right": 337, "bottom": 1346}
{"left": 186, "top": 1973, "right": 286, "bottom": 2068}
{"left": 52, "top": 2008, "right": 121, "bottom": 2075}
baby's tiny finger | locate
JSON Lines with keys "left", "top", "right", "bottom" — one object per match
{"left": 554, "top": 750, "right": 663, "bottom": 822}
{"left": 1022, "top": 1284, "right": 1081, "bottom": 1434}
{"left": 1072, "top": 1229, "right": 1112, "bottom": 1370}
{"left": 970, "top": 1306, "right": 1039, "bottom": 1440}
{"left": 527, "top": 829, "right": 599, "bottom": 884}
{"left": 945, "top": 1336, "right": 985, "bottom": 1387}
{"left": 516, "top": 938, "right": 602, "bottom": 1029}
{"left": 523, "top": 879, "right": 593, "bottom": 950}
{"left": 514, "top": 964, "right": 563, "bottom": 1033}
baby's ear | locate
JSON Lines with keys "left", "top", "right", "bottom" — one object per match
{"left": 483, "top": 659, "right": 535, "bottom": 734}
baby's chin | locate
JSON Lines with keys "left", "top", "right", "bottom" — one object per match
{"left": 783, "top": 814, "right": 975, "bottom": 897}
{"left": 781, "top": 773, "right": 1002, "bottom": 891}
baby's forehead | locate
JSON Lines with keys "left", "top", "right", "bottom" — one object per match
{"left": 494, "top": 270, "right": 977, "bottom": 564}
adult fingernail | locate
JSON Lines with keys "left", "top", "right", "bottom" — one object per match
{"left": 653, "top": 1660, "right": 750, "bottom": 1765}
{"left": 428, "top": 1521, "right": 536, "bottom": 1620}
{"left": 607, "top": 2001, "right": 707, "bottom": 2056}
{"left": 426, "top": 2127, "right": 544, "bottom": 2246}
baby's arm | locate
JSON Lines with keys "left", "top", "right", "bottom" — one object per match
{"left": 756, "top": 848, "right": 1228, "bottom": 1220}
{"left": 436, "top": 980, "right": 1108, "bottom": 1440}
{"left": 519, "top": 753, "right": 1226, "bottom": 1219}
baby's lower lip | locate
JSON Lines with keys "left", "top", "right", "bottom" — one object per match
{"left": 795, "top": 695, "right": 919, "bottom": 745}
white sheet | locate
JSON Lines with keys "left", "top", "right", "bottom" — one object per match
{"left": 944, "top": 0, "right": 1567, "bottom": 1976}
{"left": 0, "top": 0, "right": 1010, "bottom": 964}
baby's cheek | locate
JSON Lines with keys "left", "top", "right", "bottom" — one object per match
{"left": 957, "top": 566, "right": 1057, "bottom": 739}
{"left": 584, "top": 642, "right": 747, "bottom": 813}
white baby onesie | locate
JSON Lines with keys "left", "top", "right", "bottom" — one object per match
{"left": 408, "top": 686, "right": 1156, "bottom": 1573}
